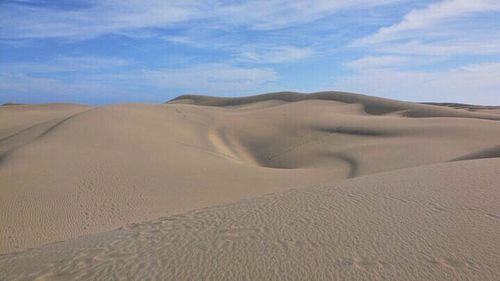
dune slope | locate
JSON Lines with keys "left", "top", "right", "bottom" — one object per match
{"left": 1, "top": 92, "right": 500, "bottom": 254}
{"left": 1, "top": 158, "right": 499, "bottom": 280}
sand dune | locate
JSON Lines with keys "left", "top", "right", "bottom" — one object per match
{"left": 1, "top": 92, "right": 499, "bottom": 280}
{"left": 1, "top": 158, "right": 499, "bottom": 280}
{"left": 423, "top": 102, "right": 500, "bottom": 115}
{"left": 171, "top": 91, "right": 500, "bottom": 120}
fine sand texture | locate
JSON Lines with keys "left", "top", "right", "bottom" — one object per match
{"left": 1, "top": 91, "right": 499, "bottom": 280}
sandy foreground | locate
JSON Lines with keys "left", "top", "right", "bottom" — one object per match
{"left": 1, "top": 91, "right": 499, "bottom": 280}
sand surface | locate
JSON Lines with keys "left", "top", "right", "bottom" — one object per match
{"left": 1, "top": 91, "right": 499, "bottom": 280}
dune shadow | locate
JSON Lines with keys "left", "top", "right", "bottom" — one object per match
{"left": 329, "top": 152, "right": 359, "bottom": 178}
{"left": 452, "top": 145, "right": 500, "bottom": 162}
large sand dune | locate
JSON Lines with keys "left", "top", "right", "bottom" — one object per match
{"left": 1, "top": 91, "right": 499, "bottom": 280}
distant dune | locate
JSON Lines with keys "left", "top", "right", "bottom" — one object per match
{"left": 170, "top": 91, "right": 500, "bottom": 119}
{"left": 1, "top": 91, "right": 499, "bottom": 280}
{"left": 423, "top": 102, "right": 500, "bottom": 114}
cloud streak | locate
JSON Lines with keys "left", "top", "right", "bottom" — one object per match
{"left": 337, "top": 0, "right": 500, "bottom": 104}
{"left": 336, "top": 62, "right": 500, "bottom": 104}
{"left": 0, "top": 0, "right": 400, "bottom": 40}
{"left": 236, "top": 45, "right": 314, "bottom": 64}
{"left": 0, "top": 56, "right": 278, "bottom": 103}
{"left": 0, "top": 0, "right": 200, "bottom": 39}
{"left": 361, "top": 0, "right": 500, "bottom": 44}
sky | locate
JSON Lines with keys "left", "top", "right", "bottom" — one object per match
{"left": 1, "top": 0, "right": 500, "bottom": 105}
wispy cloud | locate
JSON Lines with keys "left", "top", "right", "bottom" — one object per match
{"left": 337, "top": 0, "right": 500, "bottom": 104}
{"left": 212, "top": 0, "right": 401, "bottom": 30}
{"left": 94, "top": 63, "right": 278, "bottom": 92}
{"left": 0, "top": 56, "right": 277, "bottom": 103}
{"left": 0, "top": 0, "right": 201, "bottom": 39}
{"left": 0, "top": 0, "right": 401, "bottom": 40}
{"left": 351, "top": 0, "right": 500, "bottom": 59}
{"left": 1, "top": 56, "right": 130, "bottom": 73}
{"left": 345, "top": 55, "right": 408, "bottom": 70}
{"left": 372, "top": 39, "right": 500, "bottom": 56}
{"left": 236, "top": 45, "right": 314, "bottom": 64}
{"left": 360, "top": 0, "right": 500, "bottom": 44}
{"left": 336, "top": 62, "right": 500, "bottom": 104}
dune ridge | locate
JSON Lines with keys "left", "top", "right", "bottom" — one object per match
{"left": 1, "top": 92, "right": 499, "bottom": 280}
{"left": 169, "top": 91, "right": 500, "bottom": 120}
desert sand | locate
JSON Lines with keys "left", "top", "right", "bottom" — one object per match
{"left": 1, "top": 91, "right": 499, "bottom": 280}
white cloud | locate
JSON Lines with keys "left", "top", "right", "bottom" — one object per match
{"left": 0, "top": 0, "right": 402, "bottom": 40}
{"left": 374, "top": 38, "right": 500, "bottom": 56}
{"left": 0, "top": 72, "right": 69, "bottom": 93}
{"left": 350, "top": 0, "right": 500, "bottom": 62}
{"left": 345, "top": 55, "right": 407, "bottom": 70}
{"left": 96, "top": 64, "right": 278, "bottom": 92}
{"left": 0, "top": 0, "right": 201, "bottom": 39}
{"left": 361, "top": 0, "right": 500, "bottom": 44}
{"left": 340, "top": 0, "right": 500, "bottom": 105}
{"left": 236, "top": 45, "right": 314, "bottom": 64}
{"left": 1, "top": 56, "right": 130, "bottom": 73}
{"left": 162, "top": 35, "right": 197, "bottom": 45}
{"left": 336, "top": 62, "right": 500, "bottom": 104}
{"left": 213, "top": 0, "right": 400, "bottom": 30}
{"left": 1, "top": 61, "right": 277, "bottom": 101}
{"left": 0, "top": 71, "right": 127, "bottom": 103}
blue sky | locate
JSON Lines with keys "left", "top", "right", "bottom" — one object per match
{"left": 1, "top": 0, "right": 499, "bottom": 105}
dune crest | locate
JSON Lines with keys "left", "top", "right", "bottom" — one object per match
{"left": 169, "top": 91, "right": 500, "bottom": 120}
